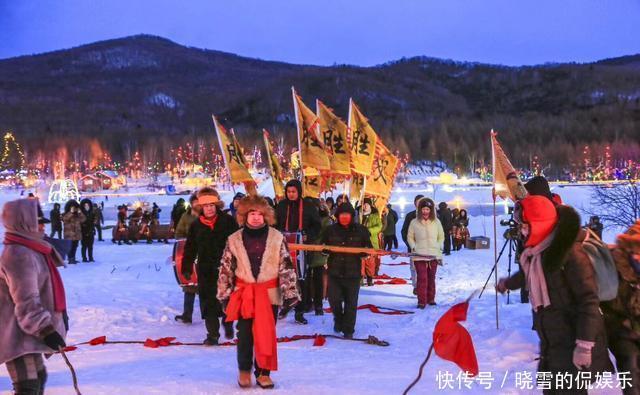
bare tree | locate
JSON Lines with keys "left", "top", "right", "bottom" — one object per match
{"left": 589, "top": 181, "right": 640, "bottom": 228}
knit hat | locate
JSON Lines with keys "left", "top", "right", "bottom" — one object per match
{"left": 516, "top": 195, "right": 558, "bottom": 247}
{"left": 335, "top": 202, "right": 356, "bottom": 218}
{"left": 363, "top": 197, "right": 373, "bottom": 206}
{"left": 233, "top": 192, "right": 246, "bottom": 201}
{"left": 418, "top": 197, "right": 435, "bottom": 211}
{"left": 524, "top": 176, "right": 553, "bottom": 201}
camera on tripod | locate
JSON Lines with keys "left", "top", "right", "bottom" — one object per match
{"left": 500, "top": 207, "right": 520, "bottom": 240}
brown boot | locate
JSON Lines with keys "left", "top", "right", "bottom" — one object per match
{"left": 256, "top": 375, "right": 274, "bottom": 389}
{"left": 238, "top": 370, "right": 252, "bottom": 388}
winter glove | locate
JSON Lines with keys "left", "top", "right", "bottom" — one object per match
{"left": 43, "top": 331, "right": 66, "bottom": 351}
{"left": 496, "top": 278, "right": 509, "bottom": 294}
{"left": 572, "top": 340, "right": 594, "bottom": 370}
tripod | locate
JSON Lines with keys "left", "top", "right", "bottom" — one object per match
{"left": 479, "top": 232, "right": 518, "bottom": 304}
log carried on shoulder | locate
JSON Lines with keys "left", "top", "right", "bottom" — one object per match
{"left": 287, "top": 243, "right": 436, "bottom": 261}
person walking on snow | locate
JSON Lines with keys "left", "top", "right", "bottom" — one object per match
{"left": 274, "top": 179, "right": 321, "bottom": 325}
{"left": 496, "top": 196, "right": 613, "bottom": 393}
{"left": 217, "top": 195, "right": 300, "bottom": 389}
{"left": 174, "top": 193, "right": 200, "bottom": 324}
{"left": 80, "top": 198, "right": 96, "bottom": 262}
{"left": 62, "top": 200, "right": 85, "bottom": 264}
{"left": 182, "top": 187, "right": 238, "bottom": 345}
{"left": 1, "top": 199, "right": 68, "bottom": 394}
{"left": 407, "top": 198, "right": 444, "bottom": 308}
{"left": 320, "top": 202, "right": 372, "bottom": 338}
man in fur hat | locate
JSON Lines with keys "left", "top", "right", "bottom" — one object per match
{"left": 182, "top": 187, "right": 238, "bottom": 345}
{"left": 218, "top": 195, "right": 300, "bottom": 389}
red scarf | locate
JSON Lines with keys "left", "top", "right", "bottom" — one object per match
{"left": 4, "top": 233, "right": 67, "bottom": 312}
{"left": 225, "top": 278, "right": 279, "bottom": 371}
{"left": 199, "top": 215, "right": 219, "bottom": 230}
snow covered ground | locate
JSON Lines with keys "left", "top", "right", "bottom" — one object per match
{"left": 0, "top": 185, "right": 623, "bottom": 394}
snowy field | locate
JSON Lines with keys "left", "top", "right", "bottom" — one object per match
{"left": 0, "top": 184, "right": 623, "bottom": 394}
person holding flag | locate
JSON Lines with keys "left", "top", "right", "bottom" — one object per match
{"left": 275, "top": 179, "right": 321, "bottom": 324}
{"left": 496, "top": 196, "right": 613, "bottom": 392}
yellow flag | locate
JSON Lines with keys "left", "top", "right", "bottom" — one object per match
{"left": 303, "top": 167, "right": 322, "bottom": 199}
{"left": 263, "top": 129, "right": 285, "bottom": 199}
{"left": 349, "top": 173, "right": 365, "bottom": 204}
{"left": 212, "top": 116, "right": 256, "bottom": 192}
{"left": 317, "top": 100, "right": 350, "bottom": 176}
{"left": 292, "top": 88, "right": 331, "bottom": 171}
{"left": 365, "top": 140, "right": 399, "bottom": 198}
{"left": 348, "top": 99, "right": 379, "bottom": 175}
{"left": 491, "top": 131, "right": 527, "bottom": 201}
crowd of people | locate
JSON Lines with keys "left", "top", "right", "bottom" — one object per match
{"left": 48, "top": 198, "right": 104, "bottom": 263}
{"left": 6, "top": 174, "right": 640, "bottom": 392}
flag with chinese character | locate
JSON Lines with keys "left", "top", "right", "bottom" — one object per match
{"left": 349, "top": 173, "right": 365, "bottom": 204}
{"left": 348, "top": 99, "right": 379, "bottom": 175}
{"left": 364, "top": 140, "right": 399, "bottom": 198}
{"left": 292, "top": 88, "right": 331, "bottom": 171}
{"left": 317, "top": 100, "right": 350, "bottom": 176}
{"left": 433, "top": 301, "right": 479, "bottom": 376}
{"left": 212, "top": 116, "right": 256, "bottom": 194}
{"left": 303, "top": 167, "right": 322, "bottom": 199}
{"left": 491, "top": 131, "right": 527, "bottom": 201}
{"left": 263, "top": 129, "right": 285, "bottom": 199}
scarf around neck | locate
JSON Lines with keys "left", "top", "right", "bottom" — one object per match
{"left": 520, "top": 230, "right": 556, "bottom": 312}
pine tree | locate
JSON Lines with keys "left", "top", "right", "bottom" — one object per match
{"left": 0, "top": 132, "right": 26, "bottom": 172}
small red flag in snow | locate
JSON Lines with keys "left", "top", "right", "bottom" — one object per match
{"left": 432, "top": 302, "right": 479, "bottom": 376}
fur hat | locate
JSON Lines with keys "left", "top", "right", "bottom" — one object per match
{"left": 236, "top": 195, "right": 276, "bottom": 226}
{"left": 197, "top": 187, "right": 225, "bottom": 209}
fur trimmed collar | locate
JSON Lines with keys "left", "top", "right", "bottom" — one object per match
{"left": 541, "top": 205, "right": 581, "bottom": 272}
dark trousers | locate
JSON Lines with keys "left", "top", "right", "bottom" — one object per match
{"left": 68, "top": 240, "right": 79, "bottom": 262}
{"left": 199, "top": 280, "right": 231, "bottom": 339}
{"left": 295, "top": 279, "right": 307, "bottom": 313}
{"left": 415, "top": 260, "right": 438, "bottom": 305}
{"left": 609, "top": 337, "right": 640, "bottom": 395}
{"left": 384, "top": 235, "right": 398, "bottom": 250}
{"left": 237, "top": 305, "right": 278, "bottom": 376}
{"left": 328, "top": 276, "right": 360, "bottom": 335}
{"left": 81, "top": 235, "right": 94, "bottom": 261}
{"left": 443, "top": 232, "right": 451, "bottom": 254}
{"left": 95, "top": 224, "right": 103, "bottom": 240}
{"left": 50, "top": 228, "right": 61, "bottom": 239}
{"left": 307, "top": 266, "right": 325, "bottom": 311}
{"left": 182, "top": 291, "right": 196, "bottom": 319}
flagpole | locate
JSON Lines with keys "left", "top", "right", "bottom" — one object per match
{"left": 491, "top": 130, "right": 499, "bottom": 330}
{"left": 292, "top": 87, "right": 305, "bottom": 188}
{"left": 212, "top": 115, "right": 236, "bottom": 194}
{"left": 347, "top": 97, "right": 354, "bottom": 200}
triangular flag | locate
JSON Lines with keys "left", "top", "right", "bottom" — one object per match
{"left": 212, "top": 116, "right": 257, "bottom": 194}
{"left": 348, "top": 99, "right": 379, "bottom": 175}
{"left": 292, "top": 88, "right": 331, "bottom": 171}
{"left": 317, "top": 100, "right": 350, "bottom": 176}
{"left": 432, "top": 302, "right": 479, "bottom": 377}
{"left": 491, "top": 131, "right": 527, "bottom": 201}
{"left": 263, "top": 129, "right": 286, "bottom": 199}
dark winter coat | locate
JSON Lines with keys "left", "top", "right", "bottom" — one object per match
{"left": 505, "top": 205, "right": 613, "bottom": 378}
{"left": 79, "top": 198, "right": 95, "bottom": 238}
{"left": 602, "top": 245, "right": 640, "bottom": 341}
{"left": 275, "top": 180, "right": 321, "bottom": 240}
{"left": 171, "top": 199, "right": 186, "bottom": 227}
{"left": 49, "top": 205, "right": 62, "bottom": 231}
{"left": 182, "top": 213, "right": 239, "bottom": 287}
{"left": 437, "top": 207, "right": 453, "bottom": 232}
{"left": 320, "top": 204, "right": 372, "bottom": 279}
{"left": 382, "top": 208, "right": 398, "bottom": 237}
{"left": 93, "top": 206, "right": 103, "bottom": 226}
{"left": 401, "top": 210, "right": 417, "bottom": 248}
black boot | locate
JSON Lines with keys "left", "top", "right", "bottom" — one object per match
{"left": 294, "top": 311, "right": 308, "bottom": 325}
{"left": 175, "top": 314, "right": 192, "bottom": 324}
{"left": 367, "top": 276, "right": 373, "bottom": 287}
{"left": 223, "top": 322, "right": 234, "bottom": 339}
{"left": 315, "top": 308, "right": 324, "bottom": 316}
{"left": 203, "top": 335, "right": 218, "bottom": 346}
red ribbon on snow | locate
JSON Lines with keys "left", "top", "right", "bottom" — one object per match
{"left": 433, "top": 302, "right": 479, "bottom": 376}
{"left": 324, "top": 304, "right": 413, "bottom": 315}
{"left": 382, "top": 261, "right": 410, "bottom": 266}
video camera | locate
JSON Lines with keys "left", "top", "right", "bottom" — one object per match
{"left": 500, "top": 207, "right": 520, "bottom": 240}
